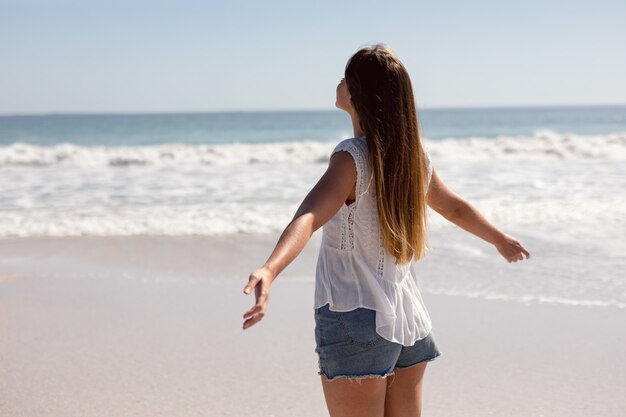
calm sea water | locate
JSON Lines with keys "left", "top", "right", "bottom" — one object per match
{"left": 1, "top": 106, "right": 626, "bottom": 146}
{"left": 1, "top": 106, "right": 625, "bottom": 308}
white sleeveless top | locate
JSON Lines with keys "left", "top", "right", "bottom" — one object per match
{"left": 314, "top": 136, "right": 434, "bottom": 347}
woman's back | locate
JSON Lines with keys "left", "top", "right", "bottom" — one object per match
{"left": 243, "top": 44, "right": 529, "bottom": 417}
{"left": 314, "top": 135, "right": 434, "bottom": 347}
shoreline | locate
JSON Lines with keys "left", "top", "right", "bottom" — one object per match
{"left": 1, "top": 229, "right": 623, "bottom": 310}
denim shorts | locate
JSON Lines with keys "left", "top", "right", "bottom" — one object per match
{"left": 314, "top": 303, "right": 442, "bottom": 382}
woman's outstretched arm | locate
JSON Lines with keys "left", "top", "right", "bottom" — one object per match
{"left": 427, "top": 167, "right": 530, "bottom": 262}
{"left": 242, "top": 150, "right": 356, "bottom": 330}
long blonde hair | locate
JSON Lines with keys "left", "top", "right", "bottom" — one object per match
{"left": 345, "top": 44, "right": 430, "bottom": 264}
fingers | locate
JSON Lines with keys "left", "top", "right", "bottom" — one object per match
{"left": 520, "top": 245, "right": 530, "bottom": 259}
{"left": 243, "top": 293, "right": 268, "bottom": 319}
{"left": 512, "top": 240, "right": 530, "bottom": 259}
{"left": 501, "top": 237, "right": 530, "bottom": 263}
{"left": 243, "top": 310, "right": 265, "bottom": 330}
{"left": 243, "top": 298, "right": 267, "bottom": 329}
{"left": 243, "top": 272, "right": 270, "bottom": 330}
{"left": 243, "top": 299, "right": 265, "bottom": 321}
{"left": 243, "top": 273, "right": 260, "bottom": 294}
{"left": 506, "top": 247, "right": 530, "bottom": 262}
{"left": 507, "top": 254, "right": 522, "bottom": 263}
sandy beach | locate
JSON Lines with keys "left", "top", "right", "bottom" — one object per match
{"left": 1, "top": 231, "right": 624, "bottom": 417}
{"left": 2, "top": 1, "right": 625, "bottom": 415}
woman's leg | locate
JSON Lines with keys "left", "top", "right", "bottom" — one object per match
{"left": 320, "top": 374, "right": 388, "bottom": 417}
{"left": 384, "top": 362, "right": 428, "bottom": 417}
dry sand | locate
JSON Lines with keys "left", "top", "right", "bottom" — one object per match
{"left": 0, "top": 234, "right": 624, "bottom": 417}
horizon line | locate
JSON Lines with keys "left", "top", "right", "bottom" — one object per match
{"left": 1, "top": 102, "right": 625, "bottom": 117}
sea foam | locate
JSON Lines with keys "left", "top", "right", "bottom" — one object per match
{"left": 1, "top": 130, "right": 625, "bottom": 168}
{"left": 1, "top": 130, "right": 624, "bottom": 241}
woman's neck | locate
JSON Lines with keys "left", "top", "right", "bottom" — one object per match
{"left": 350, "top": 111, "right": 365, "bottom": 137}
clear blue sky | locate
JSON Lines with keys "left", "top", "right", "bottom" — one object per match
{"left": 1, "top": 0, "right": 625, "bottom": 114}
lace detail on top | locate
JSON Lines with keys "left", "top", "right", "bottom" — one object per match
{"left": 332, "top": 136, "right": 433, "bottom": 276}
{"left": 376, "top": 234, "right": 385, "bottom": 279}
{"left": 340, "top": 208, "right": 357, "bottom": 251}
{"left": 347, "top": 207, "right": 356, "bottom": 250}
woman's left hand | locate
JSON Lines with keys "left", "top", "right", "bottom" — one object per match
{"left": 495, "top": 233, "right": 531, "bottom": 263}
{"left": 242, "top": 266, "right": 275, "bottom": 330}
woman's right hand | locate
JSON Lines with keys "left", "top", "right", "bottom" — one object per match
{"left": 242, "top": 266, "right": 275, "bottom": 330}
{"left": 495, "top": 233, "right": 531, "bottom": 263}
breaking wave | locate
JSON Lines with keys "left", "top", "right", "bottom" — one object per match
{"left": 1, "top": 130, "right": 625, "bottom": 167}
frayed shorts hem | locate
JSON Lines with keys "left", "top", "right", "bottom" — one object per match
{"left": 394, "top": 352, "right": 442, "bottom": 370}
{"left": 318, "top": 352, "right": 442, "bottom": 383}
{"left": 317, "top": 369, "right": 395, "bottom": 383}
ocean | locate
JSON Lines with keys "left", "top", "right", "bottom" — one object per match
{"left": 1, "top": 105, "right": 625, "bottom": 308}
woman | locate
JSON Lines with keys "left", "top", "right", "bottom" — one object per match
{"left": 242, "top": 44, "right": 530, "bottom": 417}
